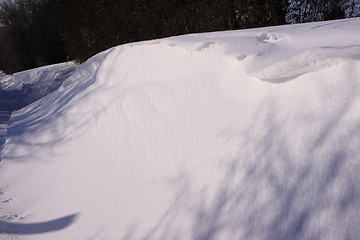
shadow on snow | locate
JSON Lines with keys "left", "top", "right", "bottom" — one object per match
{"left": 122, "top": 70, "right": 360, "bottom": 240}
{"left": 0, "top": 64, "right": 76, "bottom": 162}
{"left": 0, "top": 214, "right": 77, "bottom": 235}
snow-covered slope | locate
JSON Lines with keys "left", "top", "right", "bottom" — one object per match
{"left": 1, "top": 18, "right": 360, "bottom": 239}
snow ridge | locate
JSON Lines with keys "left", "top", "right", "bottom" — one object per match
{"left": 251, "top": 46, "right": 360, "bottom": 83}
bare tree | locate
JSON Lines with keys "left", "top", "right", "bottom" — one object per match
{"left": 286, "top": 0, "right": 356, "bottom": 23}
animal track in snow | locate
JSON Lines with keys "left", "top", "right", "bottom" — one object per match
{"left": 0, "top": 214, "right": 24, "bottom": 221}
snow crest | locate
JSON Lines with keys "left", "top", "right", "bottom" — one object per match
{"left": 250, "top": 46, "right": 360, "bottom": 83}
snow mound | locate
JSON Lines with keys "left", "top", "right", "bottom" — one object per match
{"left": 1, "top": 18, "right": 360, "bottom": 240}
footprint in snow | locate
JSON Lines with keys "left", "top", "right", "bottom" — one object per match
{"left": 236, "top": 54, "right": 250, "bottom": 61}
{"left": 257, "top": 33, "right": 280, "bottom": 43}
{"left": 196, "top": 42, "right": 218, "bottom": 51}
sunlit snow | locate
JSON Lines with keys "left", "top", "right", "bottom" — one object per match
{"left": 1, "top": 18, "right": 360, "bottom": 240}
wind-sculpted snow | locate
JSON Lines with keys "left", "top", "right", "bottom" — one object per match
{"left": 250, "top": 46, "right": 360, "bottom": 83}
{"left": 1, "top": 18, "right": 360, "bottom": 240}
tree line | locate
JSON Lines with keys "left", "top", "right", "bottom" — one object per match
{"left": 0, "top": 0, "right": 359, "bottom": 73}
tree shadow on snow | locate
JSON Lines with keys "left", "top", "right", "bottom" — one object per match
{"left": 123, "top": 74, "right": 360, "bottom": 240}
{"left": 0, "top": 64, "right": 76, "bottom": 162}
{"left": 0, "top": 214, "right": 77, "bottom": 235}
{"left": 1, "top": 55, "right": 110, "bottom": 162}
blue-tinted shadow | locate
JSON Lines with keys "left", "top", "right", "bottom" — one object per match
{"left": 0, "top": 214, "right": 77, "bottom": 234}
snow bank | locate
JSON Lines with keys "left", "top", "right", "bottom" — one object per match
{"left": 1, "top": 18, "right": 360, "bottom": 239}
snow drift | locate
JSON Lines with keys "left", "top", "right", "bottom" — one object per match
{"left": 1, "top": 18, "right": 360, "bottom": 239}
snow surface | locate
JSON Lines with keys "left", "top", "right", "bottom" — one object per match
{"left": 1, "top": 18, "right": 360, "bottom": 239}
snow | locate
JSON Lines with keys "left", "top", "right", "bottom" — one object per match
{"left": 1, "top": 18, "right": 360, "bottom": 239}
